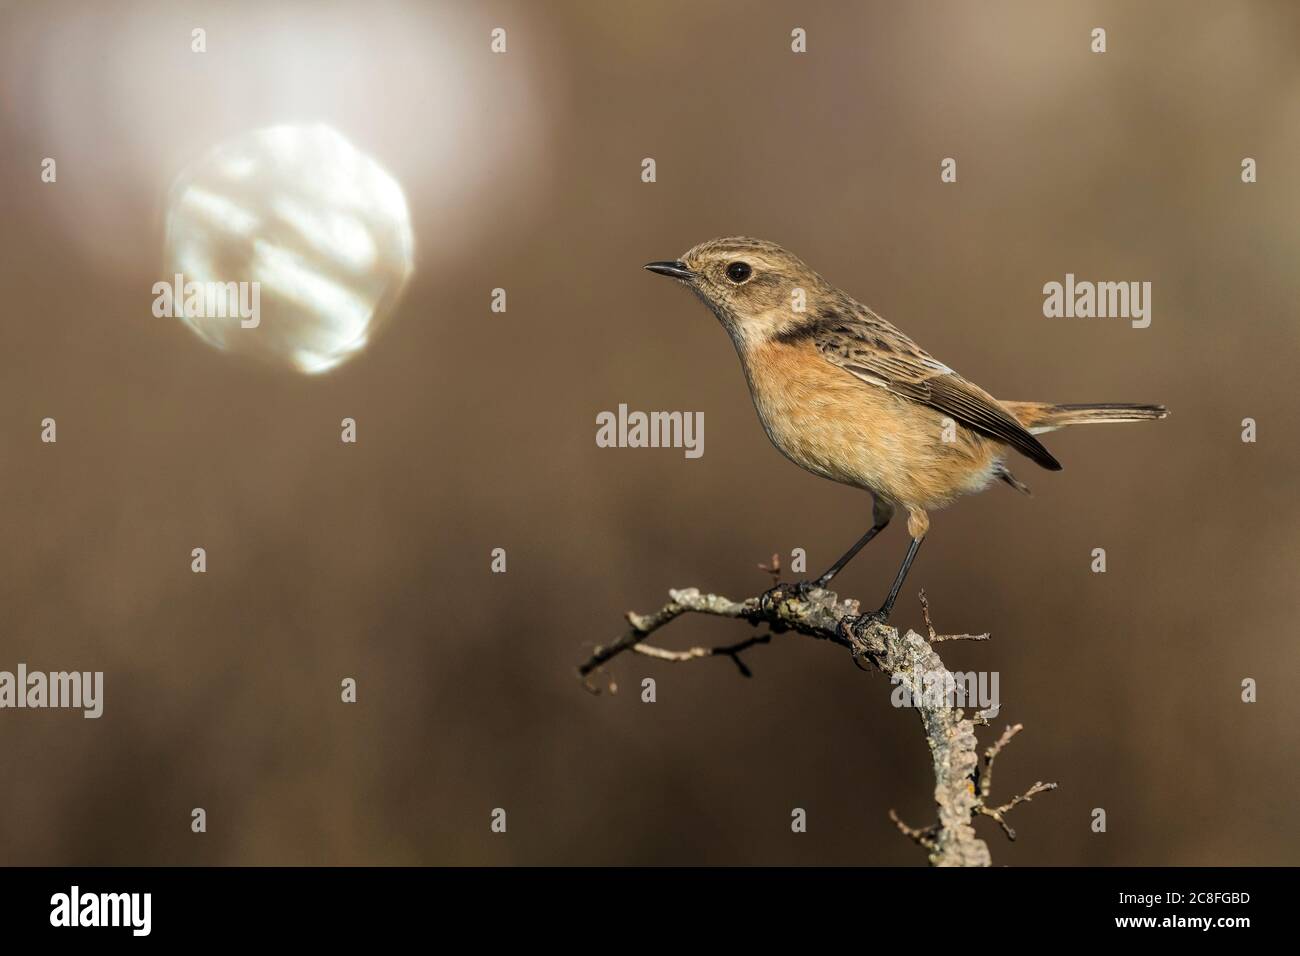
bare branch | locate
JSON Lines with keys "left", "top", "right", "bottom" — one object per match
{"left": 984, "top": 723, "right": 1024, "bottom": 783}
{"left": 632, "top": 632, "right": 772, "bottom": 677}
{"left": 579, "top": 581, "right": 1056, "bottom": 866}
{"left": 970, "top": 722, "right": 1058, "bottom": 842}
{"left": 977, "top": 781, "right": 1059, "bottom": 841}
{"left": 579, "top": 588, "right": 766, "bottom": 679}
{"left": 919, "top": 588, "right": 990, "bottom": 643}
{"left": 889, "top": 809, "right": 938, "bottom": 850}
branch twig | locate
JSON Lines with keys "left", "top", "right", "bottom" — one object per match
{"left": 632, "top": 632, "right": 772, "bottom": 678}
{"left": 972, "top": 723, "right": 1058, "bottom": 841}
{"left": 919, "top": 589, "right": 990, "bottom": 643}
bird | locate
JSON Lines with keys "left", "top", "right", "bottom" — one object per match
{"left": 645, "top": 237, "right": 1167, "bottom": 622}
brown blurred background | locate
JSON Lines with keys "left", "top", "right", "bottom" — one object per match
{"left": 1, "top": 0, "right": 1297, "bottom": 865}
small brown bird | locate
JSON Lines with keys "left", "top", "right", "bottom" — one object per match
{"left": 646, "top": 237, "right": 1167, "bottom": 621}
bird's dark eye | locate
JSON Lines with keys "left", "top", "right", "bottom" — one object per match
{"left": 726, "top": 261, "right": 752, "bottom": 283}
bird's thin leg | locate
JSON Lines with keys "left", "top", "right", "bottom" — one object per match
{"left": 814, "top": 522, "right": 887, "bottom": 587}
{"left": 812, "top": 498, "right": 895, "bottom": 587}
{"left": 761, "top": 501, "right": 894, "bottom": 613}
{"left": 874, "top": 536, "right": 924, "bottom": 620}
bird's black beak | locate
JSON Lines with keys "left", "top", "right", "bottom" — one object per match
{"left": 644, "top": 260, "right": 695, "bottom": 281}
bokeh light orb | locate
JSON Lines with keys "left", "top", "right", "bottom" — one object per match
{"left": 163, "top": 124, "right": 414, "bottom": 374}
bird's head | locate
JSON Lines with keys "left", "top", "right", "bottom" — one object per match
{"left": 645, "top": 237, "right": 828, "bottom": 346}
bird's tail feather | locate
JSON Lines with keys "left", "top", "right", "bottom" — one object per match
{"left": 1002, "top": 401, "right": 1169, "bottom": 434}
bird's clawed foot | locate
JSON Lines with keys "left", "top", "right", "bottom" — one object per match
{"left": 862, "top": 604, "right": 893, "bottom": 626}
{"left": 759, "top": 579, "right": 826, "bottom": 615}
{"left": 837, "top": 606, "right": 893, "bottom": 668}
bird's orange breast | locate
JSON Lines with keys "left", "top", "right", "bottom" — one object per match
{"left": 739, "top": 340, "right": 1001, "bottom": 509}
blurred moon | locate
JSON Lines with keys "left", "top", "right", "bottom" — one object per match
{"left": 163, "top": 124, "right": 414, "bottom": 374}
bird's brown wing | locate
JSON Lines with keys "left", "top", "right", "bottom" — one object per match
{"left": 809, "top": 309, "right": 1062, "bottom": 471}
